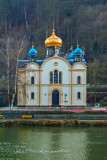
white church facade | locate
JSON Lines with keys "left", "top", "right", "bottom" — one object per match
{"left": 17, "top": 27, "right": 87, "bottom": 107}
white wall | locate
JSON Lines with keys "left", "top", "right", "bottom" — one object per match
{"left": 42, "top": 58, "right": 70, "bottom": 84}
{"left": 41, "top": 58, "right": 71, "bottom": 106}
{"left": 25, "top": 63, "right": 39, "bottom": 105}
{"left": 73, "top": 63, "right": 85, "bottom": 69}
{"left": 72, "top": 63, "right": 86, "bottom": 106}
{"left": 26, "top": 63, "right": 39, "bottom": 70}
{"left": 73, "top": 86, "right": 85, "bottom": 106}
{"left": 26, "top": 86, "right": 37, "bottom": 105}
{"left": 42, "top": 87, "right": 49, "bottom": 105}
{"left": 26, "top": 71, "right": 38, "bottom": 84}
{"left": 73, "top": 72, "right": 85, "bottom": 84}
{"left": 63, "top": 86, "right": 70, "bottom": 105}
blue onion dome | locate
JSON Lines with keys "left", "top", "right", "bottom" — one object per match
{"left": 68, "top": 52, "right": 74, "bottom": 59}
{"left": 29, "top": 44, "right": 37, "bottom": 56}
{"left": 73, "top": 46, "right": 83, "bottom": 55}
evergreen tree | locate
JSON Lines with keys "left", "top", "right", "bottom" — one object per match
{"left": 92, "top": 38, "right": 100, "bottom": 58}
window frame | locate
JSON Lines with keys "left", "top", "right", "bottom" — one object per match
{"left": 49, "top": 70, "right": 62, "bottom": 84}
{"left": 77, "top": 76, "right": 81, "bottom": 84}
{"left": 59, "top": 72, "right": 62, "bottom": 84}
{"left": 54, "top": 70, "right": 58, "bottom": 84}
{"left": 31, "top": 92, "right": 34, "bottom": 99}
{"left": 77, "top": 92, "right": 81, "bottom": 99}
{"left": 31, "top": 76, "right": 34, "bottom": 84}
{"left": 50, "top": 72, "right": 53, "bottom": 84}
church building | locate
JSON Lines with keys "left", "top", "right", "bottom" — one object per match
{"left": 17, "top": 27, "right": 87, "bottom": 107}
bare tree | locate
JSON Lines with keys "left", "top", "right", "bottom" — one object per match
{"left": 0, "top": 35, "right": 28, "bottom": 108}
{"left": 89, "top": 59, "right": 100, "bottom": 104}
{"left": 24, "top": 7, "right": 29, "bottom": 31}
{"left": 0, "top": 36, "right": 13, "bottom": 108}
{"left": 11, "top": 37, "right": 28, "bottom": 108}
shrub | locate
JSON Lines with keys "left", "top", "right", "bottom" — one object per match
{"left": 0, "top": 119, "right": 107, "bottom": 127}
{"left": 34, "top": 110, "right": 107, "bottom": 115}
{"left": 81, "top": 111, "right": 107, "bottom": 115}
{"left": 35, "top": 111, "right": 76, "bottom": 115}
{"left": 103, "top": 102, "right": 107, "bottom": 106}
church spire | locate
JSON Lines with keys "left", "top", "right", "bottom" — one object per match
{"left": 53, "top": 20, "right": 54, "bottom": 30}
{"left": 77, "top": 39, "right": 79, "bottom": 47}
{"left": 32, "top": 41, "right": 34, "bottom": 48}
{"left": 52, "top": 20, "right": 55, "bottom": 35}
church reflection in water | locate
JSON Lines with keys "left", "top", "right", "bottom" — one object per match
{"left": 0, "top": 127, "right": 107, "bottom": 160}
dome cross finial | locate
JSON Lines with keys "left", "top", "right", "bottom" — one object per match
{"left": 52, "top": 20, "right": 55, "bottom": 35}
{"left": 77, "top": 39, "right": 79, "bottom": 47}
{"left": 53, "top": 20, "right": 54, "bottom": 30}
{"left": 70, "top": 45, "right": 73, "bottom": 52}
{"left": 32, "top": 41, "right": 34, "bottom": 48}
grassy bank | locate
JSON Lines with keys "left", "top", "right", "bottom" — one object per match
{"left": 0, "top": 119, "right": 107, "bottom": 127}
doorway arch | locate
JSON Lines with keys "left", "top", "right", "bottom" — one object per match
{"left": 52, "top": 90, "right": 59, "bottom": 105}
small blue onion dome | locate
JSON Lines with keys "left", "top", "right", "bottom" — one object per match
{"left": 73, "top": 46, "right": 83, "bottom": 55}
{"left": 68, "top": 53, "right": 74, "bottom": 59}
{"left": 29, "top": 47, "right": 37, "bottom": 56}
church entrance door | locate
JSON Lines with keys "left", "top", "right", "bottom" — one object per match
{"left": 52, "top": 90, "right": 59, "bottom": 105}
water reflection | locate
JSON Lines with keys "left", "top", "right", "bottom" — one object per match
{"left": 0, "top": 127, "right": 107, "bottom": 160}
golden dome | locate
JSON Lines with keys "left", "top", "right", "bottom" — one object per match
{"left": 45, "top": 29, "right": 62, "bottom": 47}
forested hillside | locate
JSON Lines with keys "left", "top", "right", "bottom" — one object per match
{"left": 0, "top": 0, "right": 107, "bottom": 92}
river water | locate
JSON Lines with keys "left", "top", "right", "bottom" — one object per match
{"left": 0, "top": 126, "right": 107, "bottom": 160}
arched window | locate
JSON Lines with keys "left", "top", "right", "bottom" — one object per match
{"left": 77, "top": 76, "right": 81, "bottom": 84}
{"left": 77, "top": 92, "right": 81, "bottom": 99}
{"left": 31, "top": 76, "right": 34, "bottom": 84}
{"left": 31, "top": 92, "right": 34, "bottom": 99}
{"left": 54, "top": 70, "right": 58, "bottom": 84}
{"left": 59, "top": 72, "right": 62, "bottom": 84}
{"left": 50, "top": 72, "right": 53, "bottom": 84}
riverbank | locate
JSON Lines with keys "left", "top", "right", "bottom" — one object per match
{"left": 0, "top": 119, "right": 107, "bottom": 127}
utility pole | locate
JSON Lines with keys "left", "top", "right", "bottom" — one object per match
{"left": 64, "top": 93, "right": 67, "bottom": 110}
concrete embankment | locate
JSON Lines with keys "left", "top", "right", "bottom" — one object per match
{"left": 0, "top": 119, "right": 107, "bottom": 127}
{"left": 34, "top": 114, "right": 107, "bottom": 120}
{"left": 0, "top": 110, "right": 107, "bottom": 120}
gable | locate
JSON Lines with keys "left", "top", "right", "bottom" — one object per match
{"left": 41, "top": 56, "right": 71, "bottom": 69}
{"left": 26, "top": 63, "right": 39, "bottom": 70}
{"left": 72, "top": 62, "right": 86, "bottom": 70}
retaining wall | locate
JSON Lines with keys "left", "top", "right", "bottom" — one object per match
{"left": 34, "top": 114, "right": 107, "bottom": 120}
{"left": 0, "top": 111, "right": 107, "bottom": 120}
